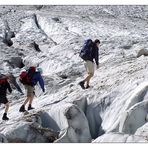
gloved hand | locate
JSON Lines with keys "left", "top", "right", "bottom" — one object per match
{"left": 42, "top": 88, "right": 45, "bottom": 92}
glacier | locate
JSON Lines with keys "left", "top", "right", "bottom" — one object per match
{"left": 0, "top": 5, "right": 148, "bottom": 143}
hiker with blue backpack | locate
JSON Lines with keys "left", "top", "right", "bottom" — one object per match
{"left": 79, "top": 39, "right": 100, "bottom": 89}
{"left": 19, "top": 67, "right": 45, "bottom": 112}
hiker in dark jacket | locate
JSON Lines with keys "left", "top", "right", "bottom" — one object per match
{"left": 79, "top": 39, "right": 100, "bottom": 89}
{"left": 19, "top": 67, "right": 45, "bottom": 112}
{"left": 0, "top": 74, "right": 12, "bottom": 120}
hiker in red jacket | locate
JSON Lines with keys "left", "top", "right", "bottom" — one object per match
{"left": 0, "top": 74, "right": 12, "bottom": 120}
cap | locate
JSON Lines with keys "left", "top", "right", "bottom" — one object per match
{"left": 37, "top": 67, "right": 43, "bottom": 74}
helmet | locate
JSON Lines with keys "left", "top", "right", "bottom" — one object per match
{"left": 37, "top": 67, "right": 43, "bottom": 74}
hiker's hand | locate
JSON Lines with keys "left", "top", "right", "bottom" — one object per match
{"left": 42, "top": 88, "right": 45, "bottom": 92}
{"left": 96, "top": 65, "right": 99, "bottom": 69}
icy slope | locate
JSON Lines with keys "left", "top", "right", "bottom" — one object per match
{"left": 0, "top": 5, "right": 148, "bottom": 143}
{"left": 92, "top": 132, "right": 148, "bottom": 143}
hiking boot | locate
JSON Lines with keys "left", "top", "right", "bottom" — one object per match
{"left": 2, "top": 113, "right": 9, "bottom": 120}
{"left": 79, "top": 81, "right": 85, "bottom": 89}
{"left": 85, "top": 85, "right": 90, "bottom": 89}
{"left": 28, "top": 104, "right": 34, "bottom": 111}
{"left": 19, "top": 105, "right": 26, "bottom": 112}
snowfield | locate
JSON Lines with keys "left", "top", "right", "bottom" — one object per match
{"left": 0, "top": 5, "right": 148, "bottom": 143}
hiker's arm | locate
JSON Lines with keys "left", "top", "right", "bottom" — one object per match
{"left": 9, "top": 75, "right": 23, "bottom": 93}
{"left": 13, "top": 81, "right": 23, "bottom": 94}
{"left": 38, "top": 75, "right": 45, "bottom": 92}
{"left": 94, "top": 48, "right": 99, "bottom": 66}
{"left": 7, "top": 82, "right": 12, "bottom": 93}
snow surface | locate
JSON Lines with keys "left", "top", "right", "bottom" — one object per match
{"left": 92, "top": 132, "right": 148, "bottom": 143}
{"left": 0, "top": 5, "right": 148, "bottom": 143}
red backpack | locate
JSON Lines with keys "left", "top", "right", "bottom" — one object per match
{"left": 19, "top": 67, "right": 36, "bottom": 86}
{"left": 0, "top": 78, "right": 8, "bottom": 85}
{"left": 0, "top": 75, "right": 8, "bottom": 85}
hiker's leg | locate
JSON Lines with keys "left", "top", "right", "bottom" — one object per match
{"left": 23, "top": 85, "right": 33, "bottom": 105}
{"left": 3, "top": 102, "right": 9, "bottom": 120}
{"left": 28, "top": 95, "right": 35, "bottom": 110}
{"left": 4, "top": 102, "right": 9, "bottom": 113}
{"left": 19, "top": 86, "right": 34, "bottom": 112}
{"left": 1, "top": 98, "right": 9, "bottom": 119}
{"left": 23, "top": 97, "right": 30, "bottom": 105}
{"left": 78, "top": 62, "right": 88, "bottom": 89}
{"left": 84, "top": 61, "right": 94, "bottom": 86}
{"left": 27, "top": 86, "right": 35, "bottom": 110}
{"left": 29, "top": 95, "right": 34, "bottom": 105}
{"left": 19, "top": 85, "right": 30, "bottom": 112}
{"left": 84, "top": 73, "right": 94, "bottom": 86}
{"left": 84, "top": 61, "right": 88, "bottom": 79}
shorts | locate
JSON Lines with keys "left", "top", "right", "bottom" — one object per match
{"left": 25, "top": 85, "right": 35, "bottom": 98}
{"left": 84, "top": 60, "right": 95, "bottom": 75}
{"left": 0, "top": 96, "right": 8, "bottom": 104}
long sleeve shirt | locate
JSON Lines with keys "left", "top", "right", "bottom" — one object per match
{"left": 0, "top": 81, "right": 12, "bottom": 98}
{"left": 32, "top": 72, "right": 45, "bottom": 91}
{"left": 8, "top": 74, "right": 23, "bottom": 94}
{"left": 89, "top": 44, "right": 99, "bottom": 65}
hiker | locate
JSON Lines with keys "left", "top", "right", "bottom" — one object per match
{"left": 79, "top": 39, "right": 100, "bottom": 89}
{"left": 19, "top": 67, "right": 45, "bottom": 112}
{"left": 0, "top": 74, "right": 12, "bottom": 120}
{"left": 6, "top": 73, "right": 24, "bottom": 95}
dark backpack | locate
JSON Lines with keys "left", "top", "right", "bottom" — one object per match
{"left": 0, "top": 75, "right": 8, "bottom": 90}
{"left": 79, "top": 39, "right": 93, "bottom": 61}
{"left": 19, "top": 67, "right": 36, "bottom": 86}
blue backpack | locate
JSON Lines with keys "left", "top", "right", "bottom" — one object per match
{"left": 79, "top": 39, "right": 93, "bottom": 61}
